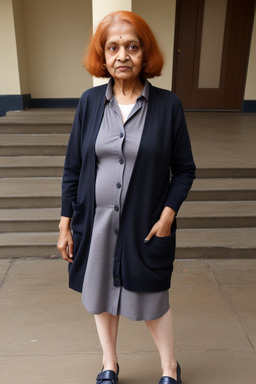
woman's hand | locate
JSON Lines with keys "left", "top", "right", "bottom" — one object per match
{"left": 145, "top": 206, "right": 176, "bottom": 242}
{"left": 57, "top": 217, "right": 74, "bottom": 263}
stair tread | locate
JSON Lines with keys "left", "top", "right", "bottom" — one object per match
{"left": 0, "top": 229, "right": 255, "bottom": 248}
{"left": 1, "top": 202, "right": 256, "bottom": 221}
{"left": 0, "top": 109, "right": 75, "bottom": 124}
{"left": 0, "top": 178, "right": 61, "bottom": 197}
{"left": 0, "top": 158, "right": 254, "bottom": 173}
{"left": 179, "top": 201, "right": 256, "bottom": 217}
{"left": 177, "top": 228, "right": 256, "bottom": 249}
{"left": 0, "top": 134, "right": 69, "bottom": 145}
{"left": 191, "top": 178, "right": 256, "bottom": 191}
{"left": 1, "top": 177, "right": 256, "bottom": 198}
{"left": 0, "top": 232, "right": 59, "bottom": 245}
{"left": 0, "top": 156, "right": 65, "bottom": 167}
{"left": 0, "top": 208, "right": 60, "bottom": 221}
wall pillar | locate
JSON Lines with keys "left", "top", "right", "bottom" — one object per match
{"left": 92, "top": 0, "right": 132, "bottom": 86}
{"left": 0, "top": 0, "right": 30, "bottom": 116}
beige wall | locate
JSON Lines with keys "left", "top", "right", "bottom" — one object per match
{"left": 93, "top": 0, "right": 131, "bottom": 29}
{"left": 1, "top": 0, "right": 256, "bottom": 101}
{"left": 133, "top": 0, "right": 176, "bottom": 90}
{"left": 244, "top": 6, "right": 256, "bottom": 100}
{"left": 0, "top": 0, "right": 20, "bottom": 94}
{"left": 22, "top": 0, "right": 93, "bottom": 98}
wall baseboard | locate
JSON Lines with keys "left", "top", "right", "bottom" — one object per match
{"left": 30, "top": 98, "right": 79, "bottom": 108}
{"left": 1, "top": 95, "right": 255, "bottom": 117}
{"left": 0, "top": 94, "right": 30, "bottom": 117}
{"left": 242, "top": 100, "right": 256, "bottom": 113}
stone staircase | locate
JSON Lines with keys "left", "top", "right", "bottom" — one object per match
{"left": 0, "top": 110, "right": 71, "bottom": 258}
{"left": 0, "top": 109, "right": 256, "bottom": 259}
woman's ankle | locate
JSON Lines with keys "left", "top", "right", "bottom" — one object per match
{"left": 162, "top": 361, "right": 177, "bottom": 379}
{"left": 102, "top": 359, "right": 118, "bottom": 373}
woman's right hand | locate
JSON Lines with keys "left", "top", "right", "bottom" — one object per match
{"left": 57, "top": 217, "right": 74, "bottom": 263}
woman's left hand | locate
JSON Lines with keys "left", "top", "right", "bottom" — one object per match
{"left": 145, "top": 206, "right": 176, "bottom": 242}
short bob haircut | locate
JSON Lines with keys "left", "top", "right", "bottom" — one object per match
{"left": 83, "top": 10, "right": 164, "bottom": 78}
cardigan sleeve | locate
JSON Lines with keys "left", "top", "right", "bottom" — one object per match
{"left": 61, "top": 96, "right": 84, "bottom": 218}
{"left": 164, "top": 96, "right": 196, "bottom": 213}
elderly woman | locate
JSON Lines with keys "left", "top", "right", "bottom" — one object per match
{"left": 57, "top": 10, "right": 195, "bottom": 384}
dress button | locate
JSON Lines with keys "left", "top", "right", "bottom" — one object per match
{"left": 115, "top": 256, "right": 119, "bottom": 261}
{"left": 119, "top": 133, "right": 124, "bottom": 138}
{"left": 116, "top": 183, "right": 121, "bottom": 189}
{"left": 119, "top": 158, "right": 124, "bottom": 165}
{"left": 115, "top": 277, "right": 120, "bottom": 283}
{"left": 114, "top": 205, "right": 119, "bottom": 212}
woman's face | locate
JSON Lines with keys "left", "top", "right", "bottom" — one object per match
{"left": 104, "top": 20, "right": 144, "bottom": 82}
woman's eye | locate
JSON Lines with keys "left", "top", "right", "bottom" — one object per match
{"left": 128, "top": 44, "right": 138, "bottom": 51}
{"left": 109, "top": 46, "right": 117, "bottom": 52}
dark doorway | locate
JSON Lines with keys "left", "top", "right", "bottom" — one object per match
{"left": 172, "top": 0, "right": 255, "bottom": 110}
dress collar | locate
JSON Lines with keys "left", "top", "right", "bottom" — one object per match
{"left": 105, "top": 78, "right": 149, "bottom": 102}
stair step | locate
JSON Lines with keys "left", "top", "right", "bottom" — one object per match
{"left": 176, "top": 228, "right": 256, "bottom": 258}
{"left": 0, "top": 199, "right": 255, "bottom": 231}
{"left": 188, "top": 178, "right": 256, "bottom": 201}
{"left": 0, "top": 134, "right": 69, "bottom": 155}
{"left": 0, "top": 228, "right": 255, "bottom": 259}
{"left": 5, "top": 108, "right": 75, "bottom": 119}
{"left": 0, "top": 123, "right": 71, "bottom": 134}
{"left": 1, "top": 157, "right": 254, "bottom": 179}
{"left": 1, "top": 201, "right": 255, "bottom": 232}
{"left": 0, "top": 232, "right": 59, "bottom": 258}
{"left": 0, "top": 208, "right": 60, "bottom": 232}
{"left": 0, "top": 178, "right": 61, "bottom": 208}
{"left": 1, "top": 177, "right": 256, "bottom": 208}
{"left": 1, "top": 156, "right": 255, "bottom": 179}
{"left": 196, "top": 168, "right": 256, "bottom": 179}
{"left": 178, "top": 201, "right": 256, "bottom": 228}
{"left": 0, "top": 109, "right": 74, "bottom": 134}
{"left": 0, "top": 156, "right": 65, "bottom": 177}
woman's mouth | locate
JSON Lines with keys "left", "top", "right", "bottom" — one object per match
{"left": 116, "top": 66, "right": 131, "bottom": 71}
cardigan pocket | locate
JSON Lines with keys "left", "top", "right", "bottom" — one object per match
{"left": 144, "top": 231, "right": 176, "bottom": 270}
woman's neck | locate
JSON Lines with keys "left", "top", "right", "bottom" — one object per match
{"left": 113, "top": 78, "right": 144, "bottom": 104}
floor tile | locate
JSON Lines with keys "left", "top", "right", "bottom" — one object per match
{"left": 172, "top": 260, "right": 216, "bottom": 286}
{"left": 0, "top": 259, "right": 12, "bottom": 285}
{"left": 207, "top": 259, "right": 256, "bottom": 285}
{"left": 171, "top": 285, "right": 252, "bottom": 352}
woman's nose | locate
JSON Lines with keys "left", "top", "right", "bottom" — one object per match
{"left": 117, "top": 47, "right": 128, "bottom": 61}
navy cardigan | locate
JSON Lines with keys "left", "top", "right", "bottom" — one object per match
{"left": 61, "top": 82, "right": 196, "bottom": 293}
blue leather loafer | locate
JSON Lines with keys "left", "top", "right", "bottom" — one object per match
{"left": 158, "top": 362, "right": 181, "bottom": 384}
{"left": 96, "top": 364, "right": 119, "bottom": 384}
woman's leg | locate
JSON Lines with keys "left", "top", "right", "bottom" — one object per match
{"left": 94, "top": 312, "right": 120, "bottom": 373}
{"left": 145, "top": 308, "right": 178, "bottom": 379}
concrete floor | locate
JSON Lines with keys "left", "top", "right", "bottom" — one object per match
{"left": 0, "top": 258, "right": 255, "bottom": 384}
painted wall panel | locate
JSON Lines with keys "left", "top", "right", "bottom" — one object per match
{"left": 22, "top": 0, "right": 93, "bottom": 98}
{"left": 244, "top": 7, "right": 256, "bottom": 100}
{"left": 0, "top": 0, "right": 20, "bottom": 94}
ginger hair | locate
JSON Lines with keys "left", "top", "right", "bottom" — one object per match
{"left": 83, "top": 10, "right": 164, "bottom": 78}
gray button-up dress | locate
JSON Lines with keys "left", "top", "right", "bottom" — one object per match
{"left": 81, "top": 80, "right": 169, "bottom": 321}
